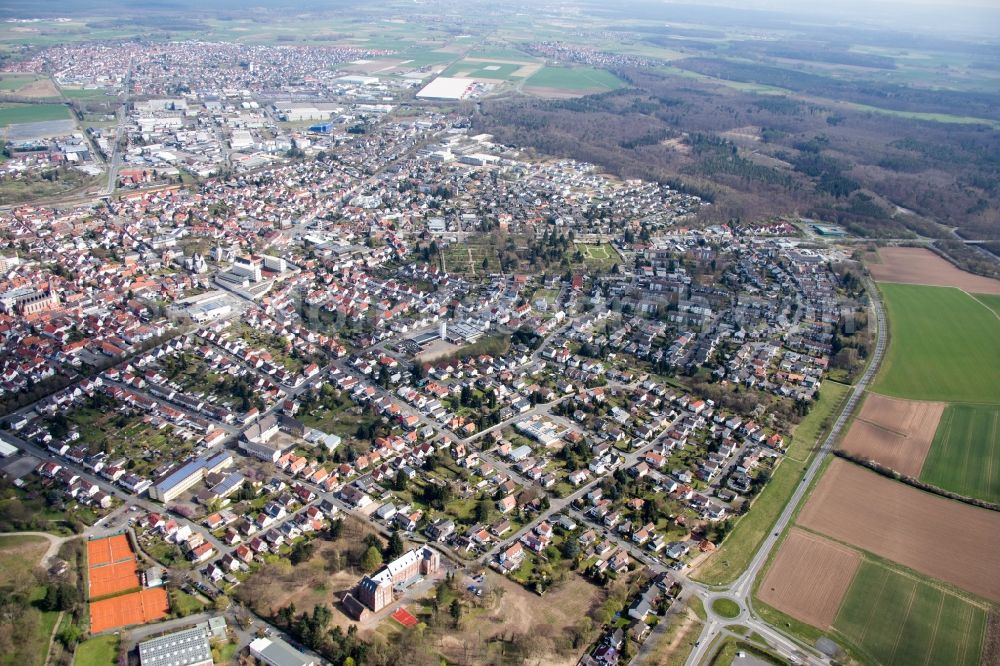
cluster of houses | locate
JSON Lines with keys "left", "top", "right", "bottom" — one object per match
{"left": 33, "top": 459, "right": 115, "bottom": 511}
{"left": 581, "top": 573, "right": 678, "bottom": 665}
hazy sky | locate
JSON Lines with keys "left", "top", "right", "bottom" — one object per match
{"left": 663, "top": 0, "right": 1000, "bottom": 38}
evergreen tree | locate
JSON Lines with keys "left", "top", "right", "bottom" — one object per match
{"left": 361, "top": 545, "right": 383, "bottom": 572}
{"left": 386, "top": 531, "right": 405, "bottom": 560}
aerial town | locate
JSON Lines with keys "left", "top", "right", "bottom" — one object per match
{"left": 5, "top": 3, "right": 993, "bottom": 666}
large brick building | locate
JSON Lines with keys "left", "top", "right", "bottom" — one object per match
{"left": 342, "top": 546, "right": 440, "bottom": 619}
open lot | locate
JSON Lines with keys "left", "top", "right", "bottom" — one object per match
{"left": 0, "top": 74, "right": 59, "bottom": 98}
{"left": 73, "top": 635, "right": 118, "bottom": 666}
{"left": 436, "top": 570, "right": 605, "bottom": 665}
{"left": 869, "top": 247, "right": 1000, "bottom": 295}
{"left": 837, "top": 393, "right": 944, "bottom": 477}
{"left": 872, "top": 283, "right": 1000, "bottom": 404}
{"left": 0, "top": 533, "right": 49, "bottom": 585}
{"left": 833, "top": 559, "right": 986, "bottom": 666}
{"left": 921, "top": 404, "right": 1000, "bottom": 503}
{"left": 798, "top": 458, "right": 1000, "bottom": 602}
{"left": 236, "top": 519, "right": 383, "bottom": 630}
{"left": 757, "top": 529, "right": 860, "bottom": 629}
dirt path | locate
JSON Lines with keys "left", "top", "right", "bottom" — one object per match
{"left": 42, "top": 611, "right": 64, "bottom": 666}
{"left": 662, "top": 610, "right": 698, "bottom": 654}
{"left": 0, "top": 531, "right": 71, "bottom": 566}
{"left": 968, "top": 292, "right": 1000, "bottom": 323}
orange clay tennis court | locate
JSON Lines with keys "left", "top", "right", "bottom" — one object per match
{"left": 87, "top": 535, "right": 133, "bottom": 567}
{"left": 89, "top": 560, "right": 140, "bottom": 598}
{"left": 89, "top": 588, "right": 169, "bottom": 634}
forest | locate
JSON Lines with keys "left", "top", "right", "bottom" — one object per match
{"left": 472, "top": 67, "right": 1000, "bottom": 270}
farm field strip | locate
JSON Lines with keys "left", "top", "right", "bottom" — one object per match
{"left": 798, "top": 458, "right": 1000, "bottom": 602}
{"left": 0, "top": 102, "right": 72, "bottom": 126}
{"left": 971, "top": 292, "right": 1000, "bottom": 318}
{"left": 872, "top": 283, "right": 1000, "bottom": 404}
{"left": 757, "top": 528, "right": 860, "bottom": 628}
{"left": 869, "top": 247, "right": 1000, "bottom": 295}
{"left": 833, "top": 559, "right": 986, "bottom": 666}
{"left": 837, "top": 393, "right": 944, "bottom": 477}
{"left": 524, "top": 65, "right": 626, "bottom": 92}
{"left": 920, "top": 404, "right": 1000, "bottom": 503}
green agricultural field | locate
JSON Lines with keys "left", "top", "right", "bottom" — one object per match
{"left": 920, "top": 405, "right": 1000, "bottom": 503}
{"left": 443, "top": 61, "right": 524, "bottom": 80}
{"left": 972, "top": 293, "right": 1000, "bottom": 317}
{"left": 525, "top": 66, "right": 626, "bottom": 92}
{"left": 60, "top": 87, "right": 117, "bottom": 102}
{"left": 0, "top": 74, "right": 43, "bottom": 91}
{"left": 695, "top": 381, "right": 850, "bottom": 585}
{"left": 468, "top": 47, "right": 535, "bottom": 60}
{"left": 0, "top": 103, "right": 71, "bottom": 126}
{"left": 833, "top": 560, "right": 986, "bottom": 666}
{"left": 394, "top": 49, "right": 459, "bottom": 68}
{"left": 873, "top": 284, "right": 1000, "bottom": 404}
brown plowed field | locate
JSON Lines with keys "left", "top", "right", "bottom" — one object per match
{"left": 758, "top": 529, "right": 860, "bottom": 628}
{"left": 869, "top": 247, "right": 1000, "bottom": 294}
{"left": 799, "top": 459, "right": 1000, "bottom": 602}
{"left": 838, "top": 394, "right": 944, "bottom": 476}
{"left": 89, "top": 588, "right": 169, "bottom": 634}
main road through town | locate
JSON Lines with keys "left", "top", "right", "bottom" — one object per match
{"left": 676, "top": 277, "right": 888, "bottom": 666}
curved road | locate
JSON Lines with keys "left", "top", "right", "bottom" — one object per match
{"left": 681, "top": 277, "right": 887, "bottom": 666}
{"left": 0, "top": 530, "right": 73, "bottom": 566}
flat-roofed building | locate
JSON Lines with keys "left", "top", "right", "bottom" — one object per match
{"left": 149, "top": 452, "right": 233, "bottom": 503}
{"left": 138, "top": 626, "right": 212, "bottom": 666}
{"left": 248, "top": 637, "right": 316, "bottom": 666}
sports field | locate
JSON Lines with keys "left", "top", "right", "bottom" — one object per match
{"left": 89, "top": 588, "right": 169, "bottom": 633}
{"left": 524, "top": 66, "right": 625, "bottom": 92}
{"left": 833, "top": 560, "right": 986, "bottom": 666}
{"left": 0, "top": 103, "right": 71, "bottom": 127}
{"left": 89, "top": 560, "right": 140, "bottom": 598}
{"left": 920, "top": 404, "right": 1000, "bottom": 503}
{"left": 87, "top": 535, "right": 132, "bottom": 567}
{"left": 872, "top": 283, "right": 1000, "bottom": 404}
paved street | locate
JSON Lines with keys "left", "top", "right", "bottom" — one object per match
{"left": 681, "top": 278, "right": 887, "bottom": 666}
